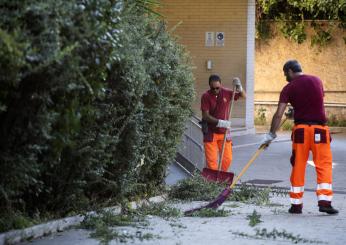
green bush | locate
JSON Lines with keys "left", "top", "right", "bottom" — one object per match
{"left": 254, "top": 107, "right": 267, "bottom": 125}
{"left": 327, "top": 114, "right": 346, "bottom": 127}
{"left": 0, "top": 0, "right": 194, "bottom": 232}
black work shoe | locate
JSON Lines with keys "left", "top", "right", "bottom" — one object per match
{"left": 319, "top": 206, "right": 339, "bottom": 214}
{"left": 288, "top": 204, "right": 302, "bottom": 214}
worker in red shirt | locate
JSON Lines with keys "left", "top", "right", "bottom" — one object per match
{"left": 201, "top": 75, "right": 246, "bottom": 171}
{"left": 262, "top": 60, "right": 338, "bottom": 215}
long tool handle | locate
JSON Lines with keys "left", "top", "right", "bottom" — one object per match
{"left": 228, "top": 144, "right": 266, "bottom": 189}
{"left": 228, "top": 117, "right": 289, "bottom": 189}
{"left": 218, "top": 86, "right": 237, "bottom": 171}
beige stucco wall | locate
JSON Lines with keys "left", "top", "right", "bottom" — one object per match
{"left": 255, "top": 22, "right": 346, "bottom": 120}
{"left": 159, "top": 0, "right": 249, "bottom": 118}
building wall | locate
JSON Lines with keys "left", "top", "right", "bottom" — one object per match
{"left": 159, "top": 0, "right": 250, "bottom": 123}
{"left": 255, "top": 22, "right": 346, "bottom": 121}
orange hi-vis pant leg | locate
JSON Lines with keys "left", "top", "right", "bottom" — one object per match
{"left": 290, "top": 124, "right": 333, "bottom": 207}
{"left": 204, "top": 133, "right": 233, "bottom": 171}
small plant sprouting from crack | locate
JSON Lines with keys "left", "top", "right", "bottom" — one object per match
{"left": 231, "top": 228, "right": 325, "bottom": 244}
{"left": 247, "top": 210, "right": 262, "bottom": 227}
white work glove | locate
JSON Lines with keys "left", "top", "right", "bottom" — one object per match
{"left": 232, "top": 77, "right": 243, "bottom": 92}
{"left": 261, "top": 132, "right": 277, "bottom": 146}
{"left": 217, "top": 120, "right": 231, "bottom": 129}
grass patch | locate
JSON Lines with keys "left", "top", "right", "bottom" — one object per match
{"left": 327, "top": 114, "right": 346, "bottom": 127}
{"left": 169, "top": 177, "right": 288, "bottom": 207}
{"left": 230, "top": 184, "right": 288, "bottom": 205}
{"left": 185, "top": 208, "right": 230, "bottom": 217}
{"left": 135, "top": 202, "right": 182, "bottom": 219}
{"left": 81, "top": 211, "right": 153, "bottom": 245}
{"left": 81, "top": 210, "right": 143, "bottom": 229}
{"left": 80, "top": 202, "right": 179, "bottom": 245}
{"left": 168, "top": 174, "right": 225, "bottom": 201}
{"left": 247, "top": 210, "right": 262, "bottom": 227}
{"left": 81, "top": 210, "right": 151, "bottom": 244}
{"left": 232, "top": 228, "right": 325, "bottom": 244}
{"left": 230, "top": 184, "right": 270, "bottom": 205}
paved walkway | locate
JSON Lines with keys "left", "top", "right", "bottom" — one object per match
{"left": 8, "top": 132, "right": 346, "bottom": 245}
{"left": 19, "top": 191, "right": 346, "bottom": 245}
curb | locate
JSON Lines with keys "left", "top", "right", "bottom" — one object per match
{"left": 0, "top": 195, "right": 166, "bottom": 245}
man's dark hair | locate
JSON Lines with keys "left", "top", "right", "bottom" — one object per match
{"left": 209, "top": 74, "right": 221, "bottom": 84}
{"left": 283, "top": 60, "right": 302, "bottom": 73}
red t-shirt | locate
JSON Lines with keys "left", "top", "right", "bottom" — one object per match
{"left": 279, "top": 74, "right": 326, "bottom": 123}
{"left": 201, "top": 87, "right": 239, "bottom": 133}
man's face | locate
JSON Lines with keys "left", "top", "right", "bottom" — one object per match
{"left": 284, "top": 69, "right": 293, "bottom": 82}
{"left": 209, "top": 80, "right": 221, "bottom": 95}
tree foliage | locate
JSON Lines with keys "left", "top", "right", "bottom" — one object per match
{"left": 256, "top": 0, "right": 346, "bottom": 46}
{"left": 0, "top": 0, "right": 195, "bottom": 232}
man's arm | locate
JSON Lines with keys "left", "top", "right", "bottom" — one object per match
{"left": 202, "top": 110, "right": 218, "bottom": 124}
{"left": 261, "top": 102, "right": 287, "bottom": 147}
{"left": 269, "top": 102, "right": 287, "bottom": 135}
{"left": 202, "top": 110, "right": 232, "bottom": 129}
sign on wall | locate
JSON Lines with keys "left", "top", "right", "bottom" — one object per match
{"left": 205, "top": 32, "right": 214, "bottom": 47}
{"left": 216, "top": 32, "right": 225, "bottom": 47}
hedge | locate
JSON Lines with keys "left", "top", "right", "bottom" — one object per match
{"left": 0, "top": 0, "right": 195, "bottom": 232}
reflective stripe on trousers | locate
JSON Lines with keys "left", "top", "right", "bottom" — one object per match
{"left": 290, "top": 124, "right": 333, "bottom": 205}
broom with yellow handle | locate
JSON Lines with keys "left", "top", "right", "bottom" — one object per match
{"left": 185, "top": 117, "right": 288, "bottom": 215}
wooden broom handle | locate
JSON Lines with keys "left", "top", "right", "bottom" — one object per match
{"left": 218, "top": 86, "right": 237, "bottom": 171}
{"left": 228, "top": 117, "right": 288, "bottom": 189}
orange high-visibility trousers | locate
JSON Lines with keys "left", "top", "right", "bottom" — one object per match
{"left": 290, "top": 124, "right": 333, "bottom": 207}
{"left": 204, "top": 133, "right": 232, "bottom": 171}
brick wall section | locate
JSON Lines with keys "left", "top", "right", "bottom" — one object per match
{"left": 159, "top": 0, "right": 249, "bottom": 121}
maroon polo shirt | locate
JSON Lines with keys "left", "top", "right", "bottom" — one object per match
{"left": 279, "top": 74, "right": 326, "bottom": 123}
{"left": 201, "top": 87, "right": 239, "bottom": 134}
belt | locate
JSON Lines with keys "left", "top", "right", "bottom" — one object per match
{"left": 294, "top": 121, "right": 325, "bottom": 126}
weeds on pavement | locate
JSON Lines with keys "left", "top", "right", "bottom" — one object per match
{"left": 168, "top": 173, "right": 225, "bottom": 201}
{"left": 185, "top": 208, "right": 230, "bottom": 217}
{"left": 81, "top": 201, "right": 180, "bottom": 244}
{"left": 134, "top": 201, "right": 182, "bottom": 219}
{"left": 230, "top": 183, "right": 270, "bottom": 205}
{"left": 247, "top": 210, "right": 262, "bottom": 227}
{"left": 232, "top": 228, "right": 324, "bottom": 244}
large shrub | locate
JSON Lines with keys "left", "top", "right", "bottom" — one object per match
{"left": 0, "top": 0, "right": 194, "bottom": 231}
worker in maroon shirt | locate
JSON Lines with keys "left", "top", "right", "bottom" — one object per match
{"left": 201, "top": 75, "right": 246, "bottom": 172}
{"left": 262, "top": 60, "right": 338, "bottom": 215}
